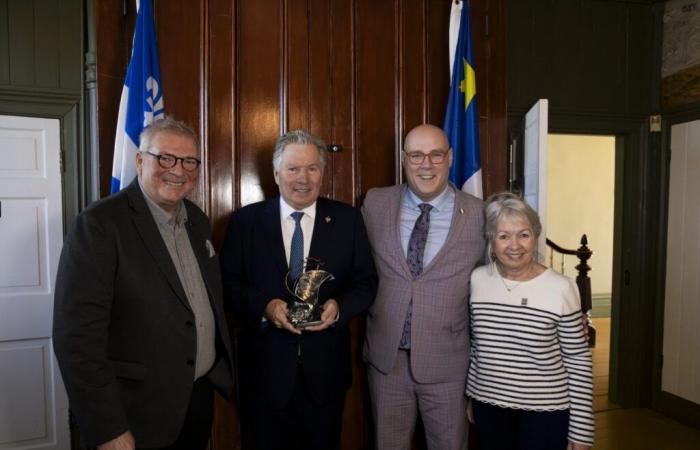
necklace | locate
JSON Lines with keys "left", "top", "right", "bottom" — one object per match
{"left": 496, "top": 262, "right": 534, "bottom": 292}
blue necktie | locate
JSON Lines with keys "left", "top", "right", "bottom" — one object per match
{"left": 289, "top": 212, "right": 305, "bottom": 279}
{"left": 400, "top": 203, "right": 433, "bottom": 349}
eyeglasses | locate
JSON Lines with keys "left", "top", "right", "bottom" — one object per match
{"left": 402, "top": 150, "right": 448, "bottom": 165}
{"left": 144, "top": 151, "right": 201, "bottom": 172}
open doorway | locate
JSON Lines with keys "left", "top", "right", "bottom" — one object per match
{"left": 545, "top": 133, "right": 619, "bottom": 413}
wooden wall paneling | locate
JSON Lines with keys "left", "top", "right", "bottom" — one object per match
{"left": 207, "top": 0, "right": 239, "bottom": 446}
{"left": 7, "top": 0, "right": 34, "bottom": 86}
{"left": 208, "top": 0, "right": 236, "bottom": 245}
{"left": 400, "top": 0, "right": 427, "bottom": 141}
{"left": 34, "top": 0, "right": 60, "bottom": 88}
{"left": 308, "top": 0, "right": 335, "bottom": 199}
{"left": 327, "top": 5, "right": 368, "bottom": 444}
{"left": 155, "top": 0, "right": 206, "bottom": 209}
{"left": 355, "top": 0, "right": 399, "bottom": 199}
{"left": 507, "top": 0, "right": 653, "bottom": 118}
{"left": 95, "top": 0, "right": 134, "bottom": 196}
{"left": 425, "top": 0, "right": 450, "bottom": 127}
{"left": 505, "top": 0, "right": 529, "bottom": 112}
{"left": 0, "top": 0, "right": 83, "bottom": 92}
{"left": 287, "top": 0, "right": 310, "bottom": 133}
{"left": 237, "top": 0, "right": 282, "bottom": 206}
{"left": 581, "top": 1, "right": 627, "bottom": 111}
{"left": 328, "top": 0, "right": 355, "bottom": 204}
{"left": 58, "top": 0, "right": 83, "bottom": 92}
{"left": 481, "top": 0, "right": 507, "bottom": 196}
{"left": 0, "top": 0, "right": 8, "bottom": 85}
{"left": 626, "top": 3, "right": 654, "bottom": 114}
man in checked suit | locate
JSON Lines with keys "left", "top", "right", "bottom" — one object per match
{"left": 53, "top": 118, "right": 234, "bottom": 449}
{"left": 220, "top": 130, "right": 377, "bottom": 450}
{"left": 362, "top": 124, "right": 485, "bottom": 450}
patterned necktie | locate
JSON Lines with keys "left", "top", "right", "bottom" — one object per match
{"left": 400, "top": 203, "right": 433, "bottom": 349}
{"left": 289, "top": 212, "right": 305, "bottom": 279}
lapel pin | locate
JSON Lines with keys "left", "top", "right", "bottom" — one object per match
{"left": 325, "top": 216, "right": 331, "bottom": 223}
{"left": 459, "top": 208, "right": 464, "bottom": 214}
{"left": 521, "top": 298, "right": 528, "bottom": 306}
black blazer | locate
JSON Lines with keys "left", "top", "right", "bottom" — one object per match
{"left": 220, "top": 197, "right": 377, "bottom": 408}
{"left": 52, "top": 180, "right": 234, "bottom": 448}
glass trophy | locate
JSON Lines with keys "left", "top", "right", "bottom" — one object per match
{"left": 285, "top": 257, "right": 334, "bottom": 328}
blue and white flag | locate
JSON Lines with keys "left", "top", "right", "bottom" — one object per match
{"left": 444, "top": 1, "right": 482, "bottom": 198}
{"left": 111, "top": 0, "right": 164, "bottom": 193}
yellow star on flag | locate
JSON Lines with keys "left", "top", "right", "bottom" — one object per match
{"left": 459, "top": 57, "right": 476, "bottom": 111}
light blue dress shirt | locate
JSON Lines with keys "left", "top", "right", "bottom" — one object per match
{"left": 400, "top": 185, "right": 455, "bottom": 267}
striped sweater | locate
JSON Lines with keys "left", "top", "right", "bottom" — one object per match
{"left": 466, "top": 265, "right": 594, "bottom": 446}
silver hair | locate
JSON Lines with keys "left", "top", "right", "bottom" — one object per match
{"left": 484, "top": 191, "right": 542, "bottom": 264}
{"left": 139, "top": 117, "right": 200, "bottom": 153}
{"left": 272, "top": 129, "right": 327, "bottom": 171}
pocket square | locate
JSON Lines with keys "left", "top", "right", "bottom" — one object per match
{"left": 205, "top": 239, "right": 216, "bottom": 257}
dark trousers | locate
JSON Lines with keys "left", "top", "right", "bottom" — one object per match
{"left": 253, "top": 364, "right": 345, "bottom": 450}
{"left": 472, "top": 400, "right": 570, "bottom": 450}
{"left": 145, "top": 376, "right": 215, "bottom": 450}
{"left": 84, "top": 377, "right": 214, "bottom": 450}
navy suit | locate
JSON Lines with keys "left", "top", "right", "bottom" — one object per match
{"left": 220, "top": 197, "right": 377, "bottom": 448}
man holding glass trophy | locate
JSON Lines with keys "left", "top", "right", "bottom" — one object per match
{"left": 220, "top": 130, "right": 377, "bottom": 450}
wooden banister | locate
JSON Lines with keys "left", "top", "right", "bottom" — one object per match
{"left": 546, "top": 235, "right": 596, "bottom": 347}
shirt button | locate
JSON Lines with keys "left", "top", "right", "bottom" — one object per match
{"left": 185, "top": 320, "right": 194, "bottom": 328}
{"left": 186, "top": 359, "right": 195, "bottom": 366}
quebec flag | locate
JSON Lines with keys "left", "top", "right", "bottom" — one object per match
{"left": 111, "top": 0, "right": 164, "bottom": 193}
{"left": 444, "top": 1, "right": 482, "bottom": 198}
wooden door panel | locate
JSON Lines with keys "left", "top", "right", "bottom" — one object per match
{"left": 355, "top": 0, "right": 399, "bottom": 198}
{"left": 207, "top": 0, "right": 235, "bottom": 243}
{"left": 238, "top": 0, "right": 283, "bottom": 206}
{"left": 325, "top": 0, "right": 356, "bottom": 204}
{"left": 156, "top": 0, "right": 206, "bottom": 207}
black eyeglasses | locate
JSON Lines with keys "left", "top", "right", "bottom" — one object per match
{"left": 144, "top": 151, "right": 201, "bottom": 172}
{"left": 402, "top": 150, "right": 448, "bottom": 165}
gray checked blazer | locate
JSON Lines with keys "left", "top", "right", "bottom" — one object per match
{"left": 362, "top": 183, "right": 485, "bottom": 383}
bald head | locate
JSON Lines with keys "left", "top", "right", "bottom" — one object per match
{"left": 404, "top": 124, "right": 450, "bottom": 152}
{"left": 402, "top": 124, "right": 453, "bottom": 201}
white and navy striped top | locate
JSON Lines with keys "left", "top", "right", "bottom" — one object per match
{"left": 466, "top": 265, "right": 594, "bottom": 446}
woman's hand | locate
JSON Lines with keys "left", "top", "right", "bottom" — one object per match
{"left": 466, "top": 398, "right": 475, "bottom": 424}
{"left": 567, "top": 441, "right": 591, "bottom": 450}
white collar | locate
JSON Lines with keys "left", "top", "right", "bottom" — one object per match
{"left": 279, "top": 197, "right": 317, "bottom": 221}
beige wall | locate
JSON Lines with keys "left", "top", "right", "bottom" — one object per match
{"left": 546, "top": 134, "right": 615, "bottom": 295}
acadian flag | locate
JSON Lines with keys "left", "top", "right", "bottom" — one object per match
{"left": 111, "top": 0, "right": 164, "bottom": 193}
{"left": 444, "top": 0, "right": 482, "bottom": 198}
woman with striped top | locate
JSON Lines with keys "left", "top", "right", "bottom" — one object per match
{"left": 466, "top": 192, "right": 594, "bottom": 450}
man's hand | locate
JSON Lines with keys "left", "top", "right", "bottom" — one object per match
{"left": 567, "top": 441, "right": 591, "bottom": 450}
{"left": 265, "top": 299, "right": 301, "bottom": 334}
{"left": 303, "top": 299, "right": 339, "bottom": 332}
{"left": 97, "top": 431, "right": 135, "bottom": 450}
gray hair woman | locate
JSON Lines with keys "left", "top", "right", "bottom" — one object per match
{"left": 466, "top": 192, "right": 594, "bottom": 450}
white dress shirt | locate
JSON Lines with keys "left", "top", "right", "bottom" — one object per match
{"left": 280, "top": 197, "right": 316, "bottom": 268}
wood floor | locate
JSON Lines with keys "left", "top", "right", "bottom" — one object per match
{"left": 591, "top": 318, "right": 700, "bottom": 449}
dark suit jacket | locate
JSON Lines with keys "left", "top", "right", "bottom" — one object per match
{"left": 220, "top": 197, "right": 377, "bottom": 408}
{"left": 52, "top": 180, "right": 234, "bottom": 448}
